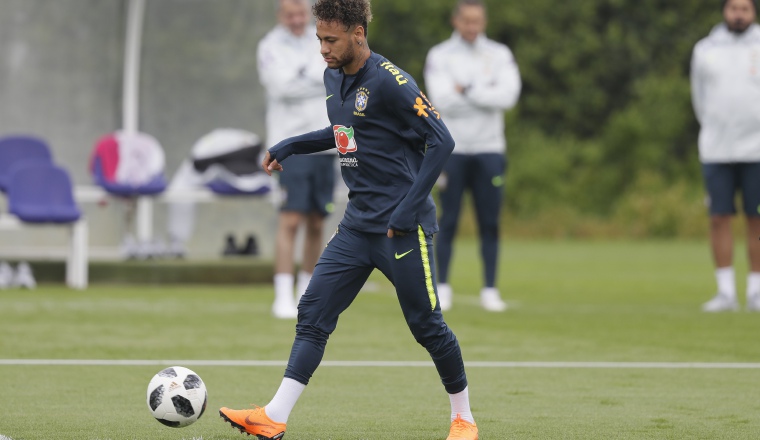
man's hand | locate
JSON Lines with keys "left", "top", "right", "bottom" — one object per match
{"left": 262, "top": 151, "right": 283, "bottom": 176}
{"left": 387, "top": 229, "right": 407, "bottom": 238}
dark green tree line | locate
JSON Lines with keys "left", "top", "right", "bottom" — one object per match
{"left": 369, "top": 0, "right": 726, "bottom": 237}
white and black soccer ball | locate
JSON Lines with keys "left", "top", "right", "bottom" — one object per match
{"left": 146, "top": 366, "right": 208, "bottom": 428}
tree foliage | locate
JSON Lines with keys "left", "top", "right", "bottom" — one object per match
{"left": 370, "top": 0, "right": 725, "bottom": 236}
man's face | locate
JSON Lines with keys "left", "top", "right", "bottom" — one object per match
{"left": 279, "top": 0, "right": 309, "bottom": 36}
{"left": 317, "top": 20, "right": 359, "bottom": 70}
{"left": 724, "top": 0, "right": 757, "bottom": 33}
{"left": 452, "top": 4, "right": 486, "bottom": 43}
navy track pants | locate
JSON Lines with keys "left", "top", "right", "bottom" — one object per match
{"left": 283, "top": 223, "right": 468, "bottom": 394}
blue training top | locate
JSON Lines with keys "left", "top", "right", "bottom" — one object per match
{"left": 269, "top": 51, "right": 455, "bottom": 236}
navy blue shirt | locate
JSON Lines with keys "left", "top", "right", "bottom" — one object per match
{"left": 269, "top": 52, "right": 455, "bottom": 235}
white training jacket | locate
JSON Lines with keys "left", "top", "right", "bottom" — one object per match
{"left": 691, "top": 23, "right": 760, "bottom": 163}
{"left": 424, "top": 32, "right": 521, "bottom": 155}
{"left": 257, "top": 24, "right": 332, "bottom": 153}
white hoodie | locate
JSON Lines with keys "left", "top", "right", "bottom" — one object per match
{"left": 424, "top": 32, "right": 521, "bottom": 155}
{"left": 257, "top": 24, "right": 332, "bottom": 152}
{"left": 691, "top": 23, "right": 760, "bottom": 162}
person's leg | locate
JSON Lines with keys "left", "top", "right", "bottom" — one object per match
{"left": 220, "top": 224, "right": 372, "bottom": 436}
{"left": 301, "top": 214, "right": 326, "bottom": 272}
{"left": 378, "top": 228, "right": 475, "bottom": 431}
{"left": 297, "top": 155, "right": 336, "bottom": 303}
{"left": 471, "top": 153, "right": 506, "bottom": 288}
{"left": 748, "top": 218, "right": 760, "bottom": 271}
{"left": 275, "top": 211, "right": 303, "bottom": 274}
{"left": 273, "top": 156, "right": 315, "bottom": 318}
{"left": 435, "top": 154, "right": 468, "bottom": 310}
{"left": 165, "top": 160, "right": 203, "bottom": 255}
{"left": 710, "top": 215, "right": 734, "bottom": 268}
{"left": 297, "top": 212, "right": 326, "bottom": 302}
{"left": 471, "top": 153, "right": 507, "bottom": 312}
{"left": 739, "top": 162, "right": 760, "bottom": 309}
{"left": 746, "top": 216, "right": 760, "bottom": 309}
{"left": 271, "top": 226, "right": 372, "bottom": 416}
{"left": 273, "top": 210, "right": 304, "bottom": 318}
{"left": 701, "top": 163, "right": 739, "bottom": 311}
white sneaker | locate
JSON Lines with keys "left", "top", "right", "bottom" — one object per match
{"left": 437, "top": 283, "right": 452, "bottom": 311}
{"left": 747, "top": 294, "right": 760, "bottom": 312}
{"left": 0, "top": 262, "right": 13, "bottom": 289}
{"left": 480, "top": 287, "right": 507, "bottom": 312}
{"left": 272, "top": 299, "right": 298, "bottom": 319}
{"left": 12, "top": 262, "right": 36, "bottom": 289}
{"left": 701, "top": 293, "right": 739, "bottom": 312}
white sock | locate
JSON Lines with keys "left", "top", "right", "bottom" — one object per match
{"left": 274, "top": 273, "right": 295, "bottom": 304}
{"left": 295, "top": 270, "right": 312, "bottom": 303}
{"left": 438, "top": 283, "right": 451, "bottom": 296}
{"left": 480, "top": 287, "right": 501, "bottom": 298}
{"left": 265, "top": 377, "right": 306, "bottom": 424}
{"left": 448, "top": 386, "right": 474, "bottom": 424}
{"left": 715, "top": 267, "right": 736, "bottom": 299}
{"left": 748, "top": 272, "right": 760, "bottom": 298}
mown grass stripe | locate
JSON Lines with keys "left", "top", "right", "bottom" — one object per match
{"left": 2, "top": 359, "right": 760, "bottom": 369}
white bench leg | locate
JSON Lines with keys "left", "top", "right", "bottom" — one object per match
{"left": 67, "top": 219, "right": 88, "bottom": 289}
{"left": 136, "top": 196, "right": 153, "bottom": 244}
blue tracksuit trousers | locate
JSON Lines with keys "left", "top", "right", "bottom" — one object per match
{"left": 436, "top": 153, "right": 506, "bottom": 288}
{"left": 283, "top": 223, "right": 468, "bottom": 394}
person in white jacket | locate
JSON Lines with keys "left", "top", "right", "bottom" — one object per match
{"left": 258, "top": 0, "right": 335, "bottom": 319}
{"left": 424, "top": 0, "right": 521, "bottom": 312}
{"left": 691, "top": 0, "right": 760, "bottom": 312}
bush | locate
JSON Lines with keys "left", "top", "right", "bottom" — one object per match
{"left": 612, "top": 172, "right": 707, "bottom": 238}
{"left": 369, "top": 0, "right": 723, "bottom": 238}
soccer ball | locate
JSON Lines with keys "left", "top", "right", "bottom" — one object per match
{"left": 146, "top": 366, "right": 208, "bottom": 428}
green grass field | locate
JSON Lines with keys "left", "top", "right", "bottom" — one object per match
{"left": 2, "top": 239, "right": 760, "bottom": 439}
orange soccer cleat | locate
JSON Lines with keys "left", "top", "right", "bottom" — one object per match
{"left": 219, "top": 406, "right": 286, "bottom": 439}
{"left": 447, "top": 414, "right": 478, "bottom": 440}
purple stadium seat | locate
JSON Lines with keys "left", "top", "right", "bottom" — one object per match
{"left": 7, "top": 162, "right": 81, "bottom": 223}
{"left": 91, "top": 161, "right": 167, "bottom": 196}
{"left": 0, "top": 135, "right": 53, "bottom": 192}
{"left": 205, "top": 180, "right": 271, "bottom": 196}
{"left": 89, "top": 131, "right": 167, "bottom": 196}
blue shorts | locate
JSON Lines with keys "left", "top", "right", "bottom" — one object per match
{"left": 701, "top": 162, "right": 760, "bottom": 216}
{"left": 279, "top": 155, "right": 335, "bottom": 216}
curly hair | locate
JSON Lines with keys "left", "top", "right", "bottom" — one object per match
{"left": 313, "top": 0, "right": 373, "bottom": 36}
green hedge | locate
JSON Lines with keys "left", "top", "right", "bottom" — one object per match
{"left": 371, "top": 0, "right": 724, "bottom": 238}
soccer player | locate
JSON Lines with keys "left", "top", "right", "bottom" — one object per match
{"left": 258, "top": 0, "right": 336, "bottom": 319}
{"left": 424, "top": 0, "right": 521, "bottom": 312}
{"left": 691, "top": 0, "right": 760, "bottom": 312}
{"left": 219, "top": 1, "right": 479, "bottom": 439}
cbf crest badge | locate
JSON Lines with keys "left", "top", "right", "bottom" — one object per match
{"left": 354, "top": 87, "right": 370, "bottom": 114}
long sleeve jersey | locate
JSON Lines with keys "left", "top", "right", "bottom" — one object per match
{"left": 424, "top": 32, "right": 521, "bottom": 155}
{"left": 269, "top": 52, "right": 455, "bottom": 235}
{"left": 691, "top": 23, "right": 760, "bottom": 163}
{"left": 257, "top": 24, "right": 331, "bottom": 152}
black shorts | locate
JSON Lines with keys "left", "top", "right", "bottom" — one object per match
{"left": 278, "top": 155, "right": 336, "bottom": 216}
{"left": 701, "top": 162, "right": 760, "bottom": 216}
